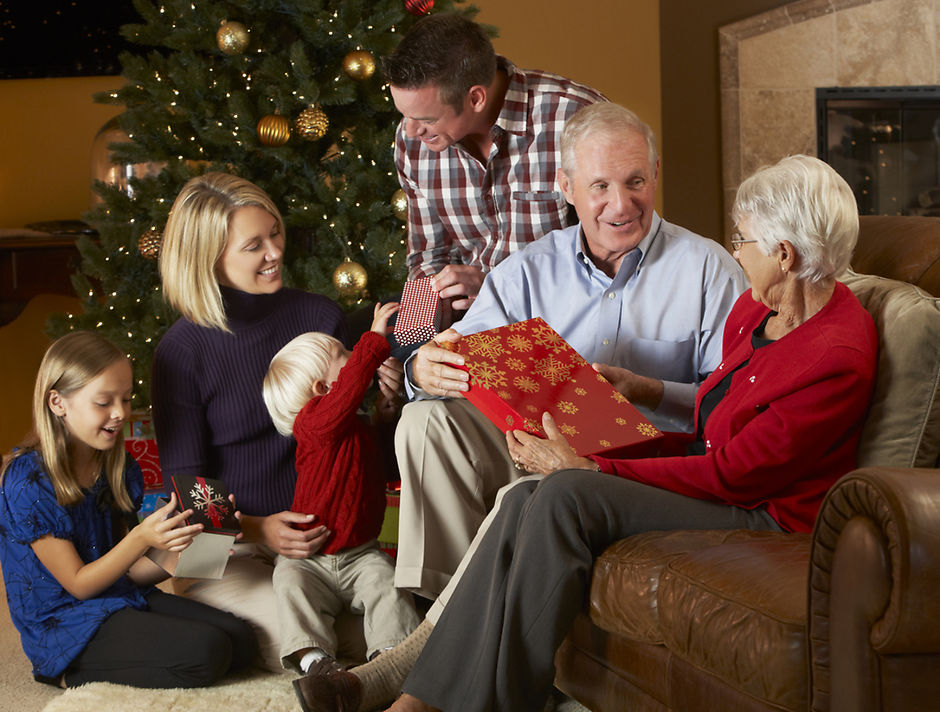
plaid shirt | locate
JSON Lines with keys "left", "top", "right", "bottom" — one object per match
{"left": 396, "top": 57, "right": 607, "bottom": 280}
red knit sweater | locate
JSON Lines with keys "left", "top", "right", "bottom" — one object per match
{"left": 592, "top": 282, "right": 877, "bottom": 532}
{"left": 291, "top": 331, "right": 390, "bottom": 554}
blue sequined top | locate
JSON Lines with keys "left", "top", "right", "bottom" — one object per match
{"left": 0, "top": 450, "right": 148, "bottom": 679}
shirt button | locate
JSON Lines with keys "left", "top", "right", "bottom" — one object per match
{"left": 607, "top": 292, "right": 615, "bottom": 300}
{"left": 603, "top": 339, "right": 610, "bottom": 345}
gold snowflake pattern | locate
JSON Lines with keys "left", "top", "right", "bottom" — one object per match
{"left": 533, "top": 355, "right": 573, "bottom": 385}
{"left": 508, "top": 321, "right": 529, "bottom": 331}
{"left": 596, "top": 372, "right": 610, "bottom": 383}
{"left": 506, "top": 415, "right": 515, "bottom": 427}
{"left": 569, "top": 351, "right": 587, "bottom": 366}
{"left": 498, "top": 390, "right": 511, "bottom": 400}
{"left": 557, "top": 400, "right": 578, "bottom": 415}
{"left": 637, "top": 423, "right": 660, "bottom": 438}
{"left": 506, "top": 357, "right": 526, "bottom": 371}
{"left": 559, "top": 424, "right": 579, "bottom": 437}
{"left": 531, "top": 324, "right": 568, "bottom": 354}
{"left": 525, "top": 404, "right": 539, "bottom": 413}
{"left": 610, "top": 390, "right": 629, "bottom": 404}
{"left": 523, "top": 418, "right": 544, "bottom": 434}
{"left": 575, "top": 387, "right": 587, "bottom": 396}
{"left": 599, "top": 439, "right": 611, "bottom": 448}
{"left": 466, "top": 333, "right": 506, "bottom": 361}
{"left": 468, "top": 361, "right": 508, "bottom": 390}
{"left": 514, "top": 375, "right": 540, "bottom": 394}
{"left": 507, "top": 334, "right": 533, "bottom": 352}
{"left": 616, "top": 417, "right": 627, "bottom": 425}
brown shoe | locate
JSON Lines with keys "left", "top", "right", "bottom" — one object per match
{"left": 293, "top": 658, "right": 363, "bottom": 712}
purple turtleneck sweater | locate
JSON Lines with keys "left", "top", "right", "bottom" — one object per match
{"left": 151, "top": 286, "right": 347, "bottom": 516}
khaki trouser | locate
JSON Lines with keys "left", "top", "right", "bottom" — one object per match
{"left": 393, "top": 399, "right": 530, "bottom": 599}
{"left": 273, "top": 540, "right": 420, "bottom": 671}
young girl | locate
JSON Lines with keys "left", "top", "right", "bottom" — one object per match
{"left": 262, "top": 302, "right": 419, "bottom": 709}
{"left": 0, "top": 331, "right": 257, "bottom": 689}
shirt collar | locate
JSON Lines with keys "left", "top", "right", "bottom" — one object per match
{"left": 574, "top": 212, "right": 663, "bottom": 278}
{"left": 493, "top": 57, "right": 528, "bottom": 137}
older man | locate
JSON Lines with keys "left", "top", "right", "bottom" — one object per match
{"left": 394, "top": 102, "right": 747, "bottom": 600}
{"left": 383, "top": 12, "right": 606, "bottom": 311}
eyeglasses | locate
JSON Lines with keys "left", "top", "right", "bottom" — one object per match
{"left": 730, "top": 232, "right": 758, "bottom": 251}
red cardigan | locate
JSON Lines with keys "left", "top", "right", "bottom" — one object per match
{"left": 592, "top": 282, "right": 877, "bottom": 532}
{"left": 291, "top": 331, "right": 390, "bottom": 554}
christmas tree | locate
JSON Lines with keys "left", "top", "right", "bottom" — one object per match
{"left": 49, "top": 0, "right": 480, "bottom": 409}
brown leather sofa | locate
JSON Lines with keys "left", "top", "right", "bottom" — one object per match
{"left": 554, "top": 215, "right": 940, "bottom": 712}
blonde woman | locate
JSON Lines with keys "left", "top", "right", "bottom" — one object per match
{"left": 152, "top": 173, "right": 400, "bottom": 670}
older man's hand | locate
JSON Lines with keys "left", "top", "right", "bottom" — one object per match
{"left": 412, "top": 328, "right": 470, "bottom": 397}
{"left": 592, "top": 362, "right": 665, "bottom": 411}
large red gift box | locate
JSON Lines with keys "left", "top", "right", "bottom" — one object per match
{"left": 394, "top": 276, "right": 452, "bottom": 346}
{"left": 124, "top": 413, "right": 163, "bottom": 490}
{"left": 445, "top": 318, "right": 662, "bottom": 458}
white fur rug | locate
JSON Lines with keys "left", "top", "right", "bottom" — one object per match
{"left": 41, "top": 670, "right": 295, "bottom": 712}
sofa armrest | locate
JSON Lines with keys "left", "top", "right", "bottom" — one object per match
{"left": 808, "top": 467, "right": 940, "bottom": 712}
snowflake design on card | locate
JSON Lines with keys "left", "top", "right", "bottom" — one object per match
{"left": 525, "top": 404, "right": 539, "bottom": 413}
{"left": 575, "top": 387, "right": 587, "bottom": 396}
{"left": 466, "top": 333, "right": 506, "bottom": 361}
{"left": 514, "top": 375, "right": 540, "bottom": 393}
{"left": 599, "top": 439, "right": 612, "bottom": 448}
{"left": 616, "top": 417, "right": 627, "bottom": 425}
{"left": 498, "top": 389, "right": 512, "bottom": 400}
{"left": 468, "top": 361, "right": 508, "bottom": 390}
{"left": 610, "top": 390, "right": 629, "bottom": 404}
{"left": 507, "top": 334, "right": 533, "bottom": 352}
{"left": 190, "top": 481, "right": 228, "bottom": 527}
{"left": 523, "top": 418, "right": 544, "bottom": 434}
{"left": 531, "top": 324, "right": 568, "bottom": 354}
{"left": 506, "top": 357, "right": 526, "bottom": 371}
{"left": 557, "top": 400, "right": 578, "bottom": 415}
{"left": 533, "top": 355, "right": 573, "bottom": 386}
{"left": 637, "top": 423, "right": 661, "bottom": 437}
{"left": 559, "top": 423, "right": 579, "bottom": 437}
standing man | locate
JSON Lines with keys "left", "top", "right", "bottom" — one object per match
{"left": 394, "top": 102, "right": 748, "bottom": 600}
{"left": 382, "top": 12, "right": 607, "bottom": 312}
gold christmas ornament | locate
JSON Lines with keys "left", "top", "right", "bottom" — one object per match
{"left": 333, "top": 259, "right": 368, "bottom": 297}
{"left": 257, "top": 113, "right": 291, "bottom": 147}
{"left": 296, "top": 105, "right": 329, "bottom": 141}
{"left": 342, "top": 50, "right": 376, "bottom": 81}
{"left": 216, "top": 21, "right": 249, "bottom": 55}
{"left": 138, "top": 227, "right": 162, "bottom": 260}
{"left": 391, "top": 188, "right": 409, "bottom": 222}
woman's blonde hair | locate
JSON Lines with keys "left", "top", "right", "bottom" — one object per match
{"left": 2, "top": 331, "right": 134, "bottom": 510}
{"left": 160, "top": 172, "right": 284, "bottom": 331}
{"left": 262, "top": 332, "right": 342, "bottom": 436}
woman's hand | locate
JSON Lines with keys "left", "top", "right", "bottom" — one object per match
{"left": 243, "top": 511, "right": 331, "bottom": 558}
{"left": 137, "top": 493, "right": 203, "bottom": 552}
{"left": 505, "top": 412, "right": 597, "bottom": 476}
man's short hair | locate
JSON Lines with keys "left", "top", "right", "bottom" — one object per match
{"left": 262, "top": 332, "right": 342, "bottom": 436}
{"left": 381, "top": 13, "right": 497, "bottom": 113}
{"left": 560, "top": 103, "right": 659, "bottom": 176}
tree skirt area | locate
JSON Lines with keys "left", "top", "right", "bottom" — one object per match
{"left": 41, "top": 670, "right": 296, "bottom": 712}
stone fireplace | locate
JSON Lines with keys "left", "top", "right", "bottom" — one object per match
{"left": 718, "top": 0, "right": 940, "bottom": 240}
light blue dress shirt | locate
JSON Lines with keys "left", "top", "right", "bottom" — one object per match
{"left": 410, "top": 213, "right": 746, "bottom": 432}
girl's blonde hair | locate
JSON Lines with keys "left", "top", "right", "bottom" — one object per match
{"left": 262, "top": 332, "right": 342, "bottom": 436}
{"left": 160, "top": 172, "right": 285, "bottom": 332}
{"left": 2, "top": 331, "right": 134, "bottom": 510}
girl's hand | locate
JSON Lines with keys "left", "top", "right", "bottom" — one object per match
{"left": 505, "top": 412, "right": 597, "bottom": 476}
{"left": 137, "top": 492, "right": 203, "bottom": 552}
{"left": 371, "top": 301, "right": 400, "bottom": 336}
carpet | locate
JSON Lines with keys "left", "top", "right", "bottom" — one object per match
{"left": 41, "top": 670, "right": 295, "bottom": 712}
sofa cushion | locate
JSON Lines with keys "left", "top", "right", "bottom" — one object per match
{"left": 658, "top": 534, "right": 812, "bottom": 712}
{"left": 840, "top": 270, "right": 940, "bottom": 468}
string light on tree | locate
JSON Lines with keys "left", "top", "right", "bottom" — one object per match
{"left": 216, "top": 20, "right": 250, "bottom": 54}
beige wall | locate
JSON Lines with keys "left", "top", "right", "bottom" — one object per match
{"left": 0, "top": 1, "right": 661, "bottom": 229}
{"left": 0, "top": 77, "right": 124, "bottom": 227}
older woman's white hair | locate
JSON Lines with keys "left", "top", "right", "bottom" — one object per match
{"left": 732, "top": 154, "right": 858, "bottom": 284}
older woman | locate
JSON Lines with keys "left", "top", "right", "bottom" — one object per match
{"left": 357, "top": 154, "right": 877, "bottom": 712}
{"left": 151, "top": 173, "right": 402, "bottom": 671}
